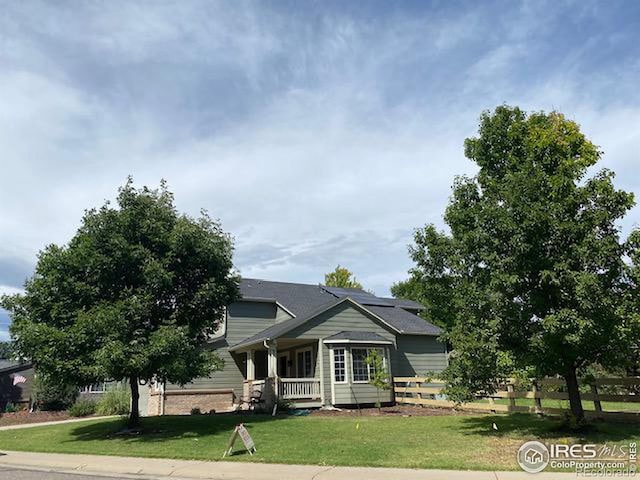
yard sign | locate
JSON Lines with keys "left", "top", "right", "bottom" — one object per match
{"left": 222, "top": 423, "right": 256, "bottom": 457}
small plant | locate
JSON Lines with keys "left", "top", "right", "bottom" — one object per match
{"left": 4, "top": 402, "right": 17, "bottom": 413}
{"left": 96, "top": 387, "right": 131, "bottom": 416}
{"left": 365, "top": 349, "right": 391, "bottom": 413}
{"left": 68, "top": 399, "right": 96, "bottom": 417}
{"left": 190, "top": 407, "right": 202, "bottom": 415}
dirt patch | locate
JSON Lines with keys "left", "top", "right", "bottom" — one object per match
{"left": 308, "top": 404, "right": 474, "bottom": 417}
{"left": 0, "top": 410, "right": 73, "bottom": 426}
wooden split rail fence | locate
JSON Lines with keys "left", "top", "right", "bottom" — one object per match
{"left": 393, "top": 376, "right": 640, "bottom": 422}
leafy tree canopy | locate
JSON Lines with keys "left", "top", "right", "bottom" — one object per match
{"left": 1, "top": 179, "right": 240, "bottom": 426}
{"left": 399, "top": 106, "right": 637, "bottom": 422}
{"left": 0, "top": 341, "right": 13, "bottom": 359}
{"left": 324, "top": 265, "right": 363, "bottom": 289}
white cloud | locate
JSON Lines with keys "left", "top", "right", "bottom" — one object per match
{"left": 0, "top": 1, "right": 639, "bottom": 298}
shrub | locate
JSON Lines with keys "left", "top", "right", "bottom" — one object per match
{"left": 190, "top": 407, "right": 201, "bottom": 415}
{"left": 32, "top": 375, "right": 78, "bottom": 411}
{"left": 68, "top": 399, "right": 96, "bottom": 417}
{"left": 96, "top": 387, "right": 130, "bottom": 416}
{"left": 4, "top": 403, "right": 17, "bottom": 413}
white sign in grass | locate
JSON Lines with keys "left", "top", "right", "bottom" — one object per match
{"left": 222, "top": 423, "right": 256, "bottom": 457}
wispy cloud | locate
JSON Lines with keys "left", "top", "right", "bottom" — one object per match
{"left": 0, "top": 0, "right": 638, "bottom": 343}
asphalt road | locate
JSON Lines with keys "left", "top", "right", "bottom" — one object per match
{"left": 0, "top": 467, "right": 131, "bottom": 480}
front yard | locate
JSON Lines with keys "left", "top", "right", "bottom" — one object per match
{"left": 0, "top": 412, "right": 637, "bottom": 471}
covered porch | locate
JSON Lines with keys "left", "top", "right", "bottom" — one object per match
{"left": 239, "top": 338, "right": 324, "bottom": 409}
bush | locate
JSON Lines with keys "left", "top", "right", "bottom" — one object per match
{"left": 4, "top": 403, "right": 17, "bottom": 413}
{"left": 96, "top": 387, "right": 130, "bottom": 416}
{"left": 68, "top": 399, "right": 96, "bottom": 417}
{"left": 190, "top": 407, "right": 201, "bottom": 415}
{"left": 32, "top": 375, "right": 78, "bottom": 411}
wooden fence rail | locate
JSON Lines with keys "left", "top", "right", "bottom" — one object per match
{"left": 393, "top": 376, "right": 640, "bottom": 422}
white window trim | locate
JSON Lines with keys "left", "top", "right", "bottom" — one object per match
{"left": 295, "top": 346, "right": 314, "bottom": 378}
{"left": 331, "top": 347, "right": 348, "bottom": 385}
{"left": 81, "top": 382, "right": 107, "bottom": 393}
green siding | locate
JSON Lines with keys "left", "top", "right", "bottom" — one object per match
{"left": 166, "top": 301, "right": 277, "bottom": 396}
{"left": 275, "top": 305, "right": 294, "bottom": 324}
{"left": 164, "top": 299, "right": 448, "bottom": 408}
{"left": 392, "top": 335, "right": 448, "bottom": 376}
{"left": 284, "top": 302, "right": 397, "bottom": 344}
{"left": 285, "top": 303, "right": 398, "bottom": 406}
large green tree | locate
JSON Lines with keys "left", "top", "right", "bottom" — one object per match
{"left": 1, "top": 180, "right": 239, "bottom": 427}
{"left": 324, "top": 265, "right": 363, "bottom": 289}
{"left": 0, "top": 341, "right": 13, "bottom": 359}
{"left": 400, "top": 106, "right": 637, "bottom": 422}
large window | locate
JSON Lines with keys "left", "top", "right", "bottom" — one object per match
{"left": 351, "top": 347, "right": 386, "bottom": 382}
{"left": 351, "top": 348, "right": 369, "bottom": 382}
{"left": 333, "top": 348, "right": 346, "bottom": 383}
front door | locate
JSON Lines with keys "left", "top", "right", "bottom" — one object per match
{"left": 296, "top": 347, "right": 314, "bottom": 378}
{"left": 278, "top": 353, "right": 289, "bottom": 377}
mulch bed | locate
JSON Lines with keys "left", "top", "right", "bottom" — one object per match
{"left": 308, "top": 404, "right": 473, "bottom": 417}
{"left": 0, "top": 410, "right": 73, "bottom": 426}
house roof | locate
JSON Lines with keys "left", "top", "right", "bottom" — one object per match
{"left": 232, "top": 279, "right": 442, "bottom": 350}
{"left": 323, "top": 331, "right": 392, "bottom": 344}
{"left": 0, "top": 360, "right": 32, "bottom": 373}
{"left": 380, "top": 297, "right": 425, "bottom": 311}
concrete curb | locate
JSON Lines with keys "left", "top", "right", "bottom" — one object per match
{"left": 0, "top": 450, "right": 581, "bottom": 479}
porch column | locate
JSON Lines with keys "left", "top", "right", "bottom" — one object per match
{"left": 267, "top": 341, "right": 278, "bottom": 378}
{"left": 247, "top": 350, "right": 255, "bottom": 380}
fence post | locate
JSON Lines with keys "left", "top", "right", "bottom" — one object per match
{"left": 507, "top": 383, "right": 516, "bottom": 412}
{"left": 416, "top": 377, "right": 423, "bottom": 407}
{"left": 590, "top": 383, "right": 603, "bottom": 414}
{"left": 532, "top": 380, "right": 543, "bottom": 414}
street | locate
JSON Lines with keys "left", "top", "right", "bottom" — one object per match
{"left": 0, "top": 467, "right": 132, "bottom": 480}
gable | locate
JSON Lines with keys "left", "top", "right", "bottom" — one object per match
{"left": 283, "top": 301, "right": 397, "bottom": 345}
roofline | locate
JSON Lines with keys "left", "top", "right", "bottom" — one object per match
{"left": 0, "top": 362, "right": 33, "bottom": 374}
{"left": 322, "top": 339, "right": 393, "bottom": 345}
{"left": 229, "top": 297, "right": 404, "bottom": 352}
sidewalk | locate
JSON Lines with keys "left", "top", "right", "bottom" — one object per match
{"left": 0, "top": 450, "right": 580, "bottom": 480}
{"left": 0, "top": 416, "right": 116, "bottom": 431}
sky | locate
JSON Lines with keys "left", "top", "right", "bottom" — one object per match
{"left": 1, "top": 1, "right": 640, "bottom": 341}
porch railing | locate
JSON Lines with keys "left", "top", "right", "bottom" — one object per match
{"left": 278, "top": 378, "right": 321, "bottom": 400}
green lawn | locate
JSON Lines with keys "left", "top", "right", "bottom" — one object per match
{"left": 0, "top": 413, "right": 637, "bottom": 471}
{"left": 473, "top": 398, "right": 640, "bottom": 412}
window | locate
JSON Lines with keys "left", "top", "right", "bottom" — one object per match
{"left": 351, "top": 347, "right": 386, "bottom": 382}
{"left": 81, "top": 382, "right": 107, "bottom": 393}
{"left": 296, "top": 348, "right": 314, "bottom": 377}
{"left": 351, "top": 348, "right": 369, "bottom": 382}
{"left": 333, "top": 348, "right": 346, "bottom": 383}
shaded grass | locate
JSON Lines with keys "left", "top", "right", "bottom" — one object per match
{"left": 0, "top": 413, "right": 636, "bottom": 471}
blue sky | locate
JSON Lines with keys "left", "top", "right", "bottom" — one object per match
{"left": 1, "top": 1, "right": 640, "bottom": 340}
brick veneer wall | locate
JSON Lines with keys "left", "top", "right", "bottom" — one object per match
{"left": 147, "top": 389, "right": 235, "bottom": 415}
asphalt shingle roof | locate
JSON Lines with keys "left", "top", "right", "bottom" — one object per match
{"left": 232, "top": 279, "right": 442, "bottom": 349}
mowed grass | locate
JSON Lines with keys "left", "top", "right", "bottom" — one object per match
{"left": 0, "top": 413, "right": 637, "bottom": 470}
{"left": 473, "top": 398, "right": 640, "bottom": 412}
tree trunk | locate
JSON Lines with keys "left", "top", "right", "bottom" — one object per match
{"left": 128, "top": 376, "right": 140, "bottom": 429}
{"left": 564, "top": 367, "right": 585, "bottom": 423}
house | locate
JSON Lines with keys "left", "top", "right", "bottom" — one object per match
{"left": 143, "top": 278, "right": 447, "bottom": 415}
{"left": 0, "top": 360, "right": 34, "bottom": 410}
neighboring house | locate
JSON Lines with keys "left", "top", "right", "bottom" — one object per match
{"left": 144, "top": 279, "right": 447, "bottom": 415}
{"left": 0, "top": 360, "right": 34, "bottom": 410}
